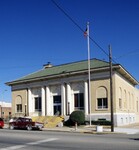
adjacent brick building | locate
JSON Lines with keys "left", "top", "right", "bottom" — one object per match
{"left": 0, "top": 102, "right": 12, "bottom": 120}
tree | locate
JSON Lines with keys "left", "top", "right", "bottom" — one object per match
{"left": 70, "top": 111, "right": 85, "bottom": 130}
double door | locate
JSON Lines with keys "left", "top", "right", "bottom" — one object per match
{"left": 53, "top": 95, "right": 61, "bottom": 115}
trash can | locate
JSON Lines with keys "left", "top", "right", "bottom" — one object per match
{"left": 96, "top": 125, "right": 103, "bottom": 132}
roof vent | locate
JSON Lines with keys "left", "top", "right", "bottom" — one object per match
{"left": 43, "top": 62, "right": 53, "bottom": 69}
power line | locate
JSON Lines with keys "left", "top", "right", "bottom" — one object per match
{"left": 51, "top": 0, "right": 117, "bottom": 63}
{"left": 116, "top": 49, "right": 139, "bottom": 59}
{"left": 51, "top": 0, "right": 84, "bottom": 33}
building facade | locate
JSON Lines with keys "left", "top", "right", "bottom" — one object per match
{"left": 0, "top": 102, "right": 12, "bottom": 120}
{"left": 6, "top": 59, "right": 139, "bottom": 126}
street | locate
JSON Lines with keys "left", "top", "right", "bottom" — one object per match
{"left": 0, "top": 129, "right": 139, "bottom": 150}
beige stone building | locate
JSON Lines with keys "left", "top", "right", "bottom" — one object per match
{"left": 6, "top": 59, "right": 139, "bottom": 126}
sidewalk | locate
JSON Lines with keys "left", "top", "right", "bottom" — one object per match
{"left": 42, "top": 125, "right": 139, "bottom": 135}
{"left": 4, "top": 124, "right": 139, "bottom": 134}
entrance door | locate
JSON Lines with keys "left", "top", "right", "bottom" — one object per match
{"left": 53, "top": 95, "right": 61, "bottom": 115}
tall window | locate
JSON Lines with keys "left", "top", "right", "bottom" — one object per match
{"left": 119, "top": 87, "right": 122, "bottom": 109}
{"left": 96, "top": 87, "right": 108, "bottom": 110}
{"left": 16, "top": 104, "right": 22, "bottom": 112}
{"left": 136, "top": 100, "right": 139, "bottom": 112}
{"left": 53, "top": 95, "right": 61, "bottom": 115}
{"left": 35, "top": 97, "right": 42, "bottom": 112}
{"left": 16, "top": 96, "right": 22, "bottom": 113}
{"left": 119, "top": 98, "right": 122, "bottom": 109}
{"left": 124, "top": 90, "right": 127, "bottom": 109}
{"left": 129, "top": 92, "right": 131, "bottom": 109}
{"left": 74, "top": 93, "right": 84, "bottom": 110}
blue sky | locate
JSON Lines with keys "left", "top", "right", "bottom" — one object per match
{"left": 0, "top": 0, "right": 139, "bottom": 102}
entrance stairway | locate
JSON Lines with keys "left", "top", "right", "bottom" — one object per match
{"left": 31, "top": 116, "right": 64, "bottom": 128}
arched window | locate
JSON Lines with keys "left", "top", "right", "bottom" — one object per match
{"left": 132, "top": 94, "right": 134, "bottom": 110}
{"left": 124, "top": 90, "right": 127, "bottom": 109}
{"left": 96, "top": 87, "right": 108, "bottom": 109}
{"left": 119, "top": 87, "right": 122, "bottom": 109}
{"left": 128, "top": 92, "right": 131, "bottom": 109}
{"left": 72, "top": 82, "right": 84, "bottom": 111}
{"left": 15, "top": 95, "right": 22, "bottom": 113}
{"left": 136, "top": 97, "right": 139, "bottom": 112}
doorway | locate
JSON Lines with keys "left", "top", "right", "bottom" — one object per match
{"left": 53, "top": 95, "right": 61, "bottom": 115}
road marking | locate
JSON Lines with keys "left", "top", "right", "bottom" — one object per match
{"left": 27, "top": 138, "right": 58, "bottom": 145}
{"left": 0, "top": 138, "right": 59, "bottom": 150}
{"left": 0, "top": 145, "right": 25, "bottom": 150}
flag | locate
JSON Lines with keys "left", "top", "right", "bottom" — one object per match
{"left": 84, "top": 28, "right": 88, "bottom": 37}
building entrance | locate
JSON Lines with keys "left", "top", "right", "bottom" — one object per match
{"left": 53, "top": 95, "right": 61, "bottom": 115}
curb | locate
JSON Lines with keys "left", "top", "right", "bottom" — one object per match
{"left": 42, "top": 128, "right": 121, "bottom": 134}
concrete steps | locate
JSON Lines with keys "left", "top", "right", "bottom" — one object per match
{"left": 31, "top": 116, "right": 64, "bottom": 128}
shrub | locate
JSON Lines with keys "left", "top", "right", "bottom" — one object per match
{"left": 69, "top": 111, "right": 85, "bottom": 125}
{"left": 91, "top": 120, "right": 111, "bottom": 126}
{"left": 64, "top": 118, "right": 75, "bottom": 126}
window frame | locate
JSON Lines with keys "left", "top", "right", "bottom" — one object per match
{"left": 74, "top": 93, "right": 84, "bottom": 111}
{"left": 16, "top": 104, "right": 22, "bottom": 113}
{"left": 97, "top": 98, "right": 108, "bottom": 110}
{"left": 34, "top": 97, "right": 42, "bottom": 112}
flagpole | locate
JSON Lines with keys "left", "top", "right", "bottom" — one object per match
{"left": 86, "top": 22, "right": 91, "bottom": 126}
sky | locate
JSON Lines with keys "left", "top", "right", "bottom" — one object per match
{"left": 0, "top": 0, "right": 139, "bottom": 102}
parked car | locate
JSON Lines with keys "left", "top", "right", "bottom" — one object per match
{"left": 0, "top": 118, "right": 4, "bottom": 128}
{"left": 9, "top": 117, "right": 44, "bottom": 131}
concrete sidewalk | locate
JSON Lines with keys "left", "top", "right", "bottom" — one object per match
{"left": 114, "top": 127, "right": 139, "bottom": 134}
{"left": 42, "top": 125, "right": 139, "bottom": 135}
{"left": 4, "top": 123, "right": 139, "bottom": 134}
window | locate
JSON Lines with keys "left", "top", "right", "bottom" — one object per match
{"left": 136, "top": 100, "right": 138, "bottom": 112}
{"left": 74, "top": 93, "right": 84, "bottom": 110}
{"left": 119, "top": 87, "right": 122, "bottom": 109}
{"left": 16, "top": 95, "right": 22, "bottom": 113}
{"left": 35, "top": 97, "right": 42, "bottom": 112}
{"left": 96, "top": 87, "right": 108, "bottom": 110}
{"left": 119, "top": 98, "right": 122, "bottom": 109}
{"left": 53, "top": 95, "right": 61, "bottom": 115}
{"left": 17, "top": 104, "right": 22, "bottom": 112}
{"left": 97, "top": 98, "right": 108, "bottom": 109}
{"left": 124, "top": 90, "right": 127, "bottom": 109}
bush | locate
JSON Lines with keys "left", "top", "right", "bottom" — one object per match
{"left": 64, "top": 118, "right": 75, "bottom": 126}
{"left": 69, "top": 111, "right": 85, "bottom": 125}
{"left": 91, "top": 120, "right": 111, "bottom": 126}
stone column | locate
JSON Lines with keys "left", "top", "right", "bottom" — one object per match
{"left": 61, "top": 84, "right": 66, "bottom": 116}
{"left": 46, "top": 86, "right": 52, "bottom": 115}
{"left": 41, "top": 86, "right": 46, "bottom": 116}
{"left": 28, "top": 88, "right": 32, "bottom": 116}
{"left": 84, "top": 81, "right": 89, "bottom": 115}
{"left": 67, "top": 83, "right": 71, "bottom": 115}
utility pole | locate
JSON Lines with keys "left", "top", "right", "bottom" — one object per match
{"left": 109, "top": 45, "right": 114, "bottom": 132}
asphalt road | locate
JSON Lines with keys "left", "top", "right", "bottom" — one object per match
{"left": 0, "top": 129, "right": 139, "bottom": 150}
